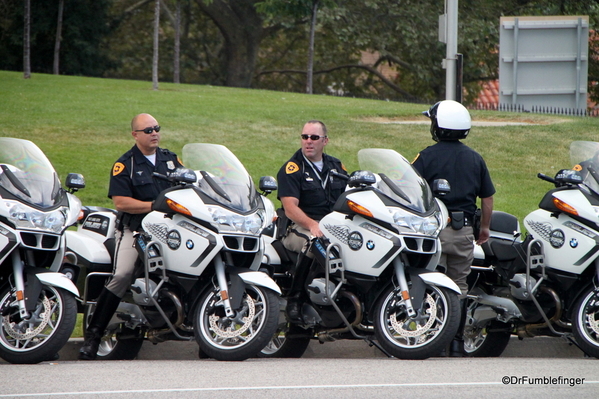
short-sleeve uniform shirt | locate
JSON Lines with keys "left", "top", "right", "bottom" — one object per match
{"left": 412, "top": 140, "right": 495, "bottom": 217}
{"left": 109, "top": 145, "right": 182, "bottom": 229}
{"left": 277, "top": 149, "right": 348, "bottom": 221}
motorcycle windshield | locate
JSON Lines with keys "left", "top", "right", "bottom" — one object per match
{"left": 570, "top": 141, "right": 599, "bottom": 195}
{"left": 182, "top": 143, "right": 259, "bottom": 212}
{"left": 358, "top": 148, "right": 434, "bottom": 213}
{"left": 0, "top": 138, "right": 63, "bottom": 207}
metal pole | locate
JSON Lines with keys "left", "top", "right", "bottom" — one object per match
{"left": 445, "top": 0, "right": 458, "bottom": 101}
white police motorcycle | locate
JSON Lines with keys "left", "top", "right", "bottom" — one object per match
{"left": 465, "top": 141, "right": 599, "bottom": 358}
{"left": 0, "top": 138, "right": 81, "bottom": 364}
{"left": 65, "top": 143, "right": 281, "bottom": 361}
{"left": 260, "top": 148, "right": 461, "bottom": 360}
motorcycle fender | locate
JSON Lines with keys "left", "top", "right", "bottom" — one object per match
{"left": 238, "top": 271, "right": 282, "bottom": 296}
{"left": 413, "top": 270, "right": 461, "bottom": 295}
{"left": 225, "top": 270, "right": 281, "bottom": 310}
{"left": 36, "top": 272, "right": 80, "bottom": 297}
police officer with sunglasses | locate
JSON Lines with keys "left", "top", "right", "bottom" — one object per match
{"left": 80, "top": 113, "right": 182, "bottom": 360}
{"left": 276, "top": 120, "right": 348, "bottom": 322}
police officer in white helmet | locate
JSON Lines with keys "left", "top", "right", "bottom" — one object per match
{"left": 412, "top": 100, "right": 495, "bottom": 357}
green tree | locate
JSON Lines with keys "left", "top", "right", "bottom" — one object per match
{"left": 0, "top": 0, "right": 114, "bottom": 77}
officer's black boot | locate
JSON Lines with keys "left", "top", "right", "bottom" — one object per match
{"left": 79, "top": 288, "right": 121, "bottom": 360}
{"left": 449, "top": 298, "right": 468, "bottom": 357}
{"left": 285, "top": 255, "right": 313, "bottom": 324}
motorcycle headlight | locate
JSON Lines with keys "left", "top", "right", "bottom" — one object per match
{"left": 6, "top": 202, "right": 67, "bottom": 233}
{"left": 207, "top": 206, "right": 265, "bottom": 234}
{"left": 389, "top": 207, "right": 441, "bottom": 236}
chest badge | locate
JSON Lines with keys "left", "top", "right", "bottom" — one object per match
{"left": 167, "top": 161, "right": 175, "bottom": 170}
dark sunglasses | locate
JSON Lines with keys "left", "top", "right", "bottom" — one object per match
{"left": 135, "top": 125, "right": 161, "bottom": 134}
{"left": 301, "top": 134, "right": 327, "bottom": 141}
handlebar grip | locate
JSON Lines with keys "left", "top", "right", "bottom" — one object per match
{"left": 537, "top": 173, "right": 556, "bottom": 184}
{"left": 330, "top": 170, "right": 349, "bottom": 181}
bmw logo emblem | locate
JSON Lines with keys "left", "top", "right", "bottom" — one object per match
{"left": 366, "top": 240, "right": 375, "bottom": 250}
{"left": 570, "top": 238, "right": 578, "bottom": 248}
{"left": 186, "top": 240, "right": 194, "bottom": 250}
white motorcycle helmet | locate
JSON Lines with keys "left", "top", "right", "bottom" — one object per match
{"left": 423, "top": 100, "right": 471, "bottom": 142}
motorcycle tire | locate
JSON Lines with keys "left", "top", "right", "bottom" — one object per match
{"left": 258, "top": 322, "right": 311, "bottom": 358}
{"left": 463, "top": 320, "right": 512, "bottom": 357}
{"left": 374, "top": 284, "right": 459, "bottom": 360}
{"left": 194, "top": 284, "right": 279, "bottom": 361}
{"left": 83, "top": 303, "right": 144, "bottom": 360}
{"left": 572, "top": 286, "right": 599, "bottom": 359}
{"left": 0, "top": 284, "right": 77, "bottom": 364}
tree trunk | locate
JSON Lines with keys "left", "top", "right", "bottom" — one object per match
{"left": 196, "top": 0, "right": 264, "bottom": 88}
{"left": 53, "top": 0, "right": 65, "bottom": 75}
{"left": 306, "top": 0, "right": 319, "bottom": 94}
{"left": 153, "top": 0, "right": 160, "bottom": 90}
{"left": 174, "top": 0, "right": 180, "bottom": 84}
{"left": 23, "top": 0, "right": 31, "bottom": 79}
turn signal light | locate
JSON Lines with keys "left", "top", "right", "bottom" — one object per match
{"left": 347, "top": 200, "right": 373, "bottom": 218}
{"left": 553, "top": 198, "right": 579, "bottom": 216}
{"left": 166, "top": 199, "right": 192, "bottom": 216}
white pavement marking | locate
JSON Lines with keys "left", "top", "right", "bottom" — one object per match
{"left": 3, "top": 381, "right": 599, "bottom": 397}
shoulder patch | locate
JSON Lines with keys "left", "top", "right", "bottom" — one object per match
{"left": 286, "top": 161, "right": 299, "bottom": 174}
{"left": 411, "top": 153, "right": 420, "bottom": 164}
{"left": 341, "top": 163, "right": 347, "bottom": 172}
{"left": 573, "top": 164, "right": 582, "bottom": 171}
{"left": 112, "top": 162, "right": 125, "bottom": 176}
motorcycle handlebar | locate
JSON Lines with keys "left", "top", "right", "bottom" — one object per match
{"left": 152, "top": 172, "right": 170, "bottom": 181}
{"left": 537, "top": 173, "right": 556, "bottom": 184}
{"left": 330, "top": 170, "right": 349, "bottom": 181}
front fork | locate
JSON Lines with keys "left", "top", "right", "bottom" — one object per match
{"left": 11, "top": 251, "right": 29, "bottom": 319}
{"left": 214, "top": 255, "right": 234, "bottom": 317}
{"left": 393, "top": 257, "right": 417, "bottom": 317}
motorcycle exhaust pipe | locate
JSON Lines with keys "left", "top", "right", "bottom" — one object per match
{"left": 318, "top": 290, "right": 364, "bottom": 341}
{"left": 519, "top": 286, "right": 570, "bottom": 338}
{"left": 147, "top": 290, "right": 187, "bottom": 343}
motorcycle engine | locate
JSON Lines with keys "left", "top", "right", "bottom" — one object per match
{"left": 509, "top": 273, "right": 536, "bottom": 301}
{"left": 131, "top": 278, "right": 158, "bottom": 305}
{"left": 307, "top": 278, "right": 336, "bottom": 306}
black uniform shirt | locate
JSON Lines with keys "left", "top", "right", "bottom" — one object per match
{"left": 277, "top": 149, "right": 348, "bottom": 221}
{"left": 412, "top": 140, "right": 495, "bottom": 217}
{"left": 108, "top": 145, "right": 182, "bottom": 230}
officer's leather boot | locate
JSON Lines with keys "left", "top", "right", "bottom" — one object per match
{"left": 79, "top": 288, "right": 121, "bottom": 360}
{"left": 285, "top": 255, "right": 313, "bottom": 324}
{"left": 449, "top": 298, "right": 468, "bottom": 357}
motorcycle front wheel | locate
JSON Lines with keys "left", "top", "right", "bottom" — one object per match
{"left": 194, "top": 284, "right": 279, "bottom": 361}
{"left": 572, "top": 286, "right": 599, "bottom": 358}
{"left": 83, "top": 303, "right": 144, "bottom": 360}
{"left": 0, "top": 284, "right": 77, "bottom": 364}
{"left": 374, "top": 284, "right": 459, "bottom": 360}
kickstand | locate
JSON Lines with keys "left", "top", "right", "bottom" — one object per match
{"left": 365, "top": 339, "right": 394, "bottom": 358}
{"left": 563, "top": 334, "right": 593, "bottom": 358}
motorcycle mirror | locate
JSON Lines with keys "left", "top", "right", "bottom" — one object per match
{"left": 432, "top": 179, "right": 450, "bottom": 197}
{"left": 65, "top": 173, "right": 85, "bottom": 192}
{"left": 348, "top": 170, "right": 376, "bottom": 188}
{"left": 554, "top": 169, "right": 583, "bottom": 186}
{"left": 259, "top": 176, "right": 277, "bottom": 195}
{"left": 171, "top": 168, "right": 197, "bottom": 184}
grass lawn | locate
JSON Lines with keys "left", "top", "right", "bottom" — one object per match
{"left": 1, "top": 70, "right": 598, "bottom": 337}
{"left": 2, "top": 70, "right": 597, "bottom": 222}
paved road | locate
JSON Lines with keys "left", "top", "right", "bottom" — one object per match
{"left": 1, "top": 351, "right": 598, "bottom": 399}
{"left": 1, "top": 337, "right": 597, "bottom": 398}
